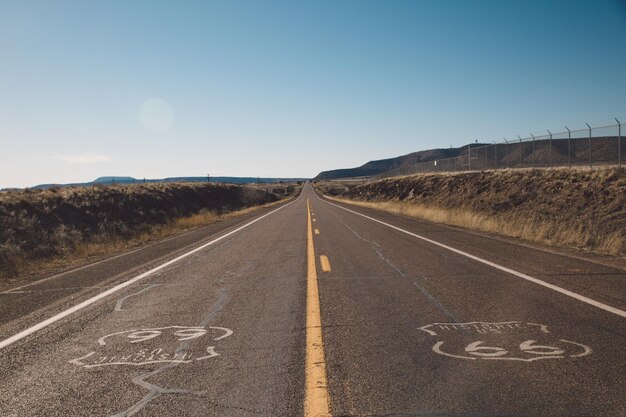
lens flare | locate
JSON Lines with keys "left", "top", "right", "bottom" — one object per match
{"left": 138, "top": 98, "right": 174, "bottom": 132}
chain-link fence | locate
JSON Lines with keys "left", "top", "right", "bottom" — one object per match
{"left": 372, "top": 119, "right": 624, "bottom": 180}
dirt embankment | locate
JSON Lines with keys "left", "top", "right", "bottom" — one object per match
{"left": 323, "top": 168, "right": 626, "bottom": 257}
{"left": 0, "top": 183, "right": 285, "bottom": 279}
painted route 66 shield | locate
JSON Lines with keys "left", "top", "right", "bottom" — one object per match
{"left": 70, "top": 325, "right": 233, "bottom": 368}
{"left": 419, "top": 321, "right": 591, "bottom": 362}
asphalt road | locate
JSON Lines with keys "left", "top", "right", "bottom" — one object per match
{"left": 0, "top": 183, "right": 624, "bottom": 416}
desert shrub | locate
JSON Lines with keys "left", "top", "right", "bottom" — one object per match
{"left": 0, "top": 182, "right": 283, "bottom": 278}
{"left": 335, "top": 168, "right": 626, "bottom": 257}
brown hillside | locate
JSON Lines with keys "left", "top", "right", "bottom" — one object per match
{"left": 329, "top": 168, "right": 626, "bottom": 257}
{"left": 0, "top": 182, "right": 281, "bottom": 278}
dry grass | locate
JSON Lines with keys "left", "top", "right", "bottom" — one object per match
{"left": 0, "top": 182, "right": 297, "bottom": 282}
{"left": 323, "top": 167, "right": 625, "bottom": 258}
{"left": 328, "top": 197, "right": 624, "bottom": 257}
{"left": 0, "top": 196, "right": 292, "bottom": 290}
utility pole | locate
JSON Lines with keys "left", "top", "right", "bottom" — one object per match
{"left": 586, "top": 123, "right": 592, "bottom": 169}
{"left": 492, "top": 140, "right": 497, "bottom": 169}
{"left": 565, "top": 126, "right": 571, "bottom": 168}
{"left": 207, "top": 173, "right": 210, "bottom": 183}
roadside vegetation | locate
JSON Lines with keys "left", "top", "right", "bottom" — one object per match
{"left": 317, "top": 168, "right": 625, "bottom": 258}
{"left": 0, "top": 182, "right": 297, "bottom": 283}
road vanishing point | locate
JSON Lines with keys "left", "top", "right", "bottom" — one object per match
{"left": 0, "top": 184, "right": 624, "bottom": 416}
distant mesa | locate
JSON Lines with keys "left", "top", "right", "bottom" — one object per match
{"left": 3, "top": 176, "right": 307, "bottom": 191}
{"left": 93, "top": 176, "right": 136, "bottom": 184}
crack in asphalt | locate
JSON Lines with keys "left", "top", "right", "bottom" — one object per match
{"left": 411, "top": 281, "right": 460, "bottom": 323}
{"left": 114, "top": 284, "right": 160, "bottom": 312}
{"left": 338, "top": 218, "right": 461, "bottom": 323}
{"left": 339, "top": 219, "right": 407, "bottom": 277}
{"left": 111, "top": 259, "right": 265, "bottom": 416}
{"left": 111, "top": 287, "right": 231, "bottom": 417}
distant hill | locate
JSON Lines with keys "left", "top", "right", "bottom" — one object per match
{"left": 314, "top": 136, "right": 623, "bottom": 180}
{"left": 314, "top": 148, "right": 462, "bottom": 180}
{"left": 17, "top": 176, "right": 307, "bottom": 191}
{"left": 93, "top": 176, "right": 136, "bottom": 184}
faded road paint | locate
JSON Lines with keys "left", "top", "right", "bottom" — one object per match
{"left": 305, "top": 199, "right": 331, "bottom": 417}
{"left": 320, "top": 255, "right": 331, "bottom": 272}
{"left": 317, "top": 193, "right": 626, "bottom": 319}
{"left": 0, "top": 195, "right": 302, "bottom": 351}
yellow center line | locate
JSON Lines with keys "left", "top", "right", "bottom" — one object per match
{"left": 305, "top": 199, "right": 331, "bottom": 417}
{"left": 320, "top": 255, "right": 331, "bottom": 272}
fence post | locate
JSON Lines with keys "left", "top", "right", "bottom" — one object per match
{"left": 616, "top": 118, "right": 622, "bottom": 167}
{"left": 565, "top": 126, "right": 571, "bottom": 168}
{"left": 547, "top": 130, "right": 552, "bottom": 169}
{"left": 492, "top": 140, "right": 497, "bottom": 169}
{"left": 504, "top": 138, "right": 508, "bottom": 168}
{"left": 517, "top": 135, "right": 523, "bottom": 167}
{"left": 530, "top": 134, "right": 535, "bottom": 167}
{"left": 586, "top": 122, "right": 592, "bottom": 169}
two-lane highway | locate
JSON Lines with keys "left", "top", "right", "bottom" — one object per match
{"left": 309, "top": 187, "right": 625, "bottom": 416}
{"left": 1, "top": 184, "right": 624, "bottom": 416}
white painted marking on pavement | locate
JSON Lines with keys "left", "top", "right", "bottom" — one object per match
{"left": 0, "top": 247, "right": 145, "bottom": 295}
{"left": 433, "top": 341, "right": 475, "bottom": 360}
{"left": 1, "top": 228, "right": 195, "bottom": 295}
{"left": 315, "top": 191, "right": 626, "bottom": 319}
{"left": 71, "top": 325, "right": 233, "bottom": 368}
{"left": 0, "top": 193, "right": 302, "bottom": 350}
{"left": 110, "top": 287, "right": 231, "bottom": 416}
{"left": 422, "top": 321, "right": 592, "bottom": 361}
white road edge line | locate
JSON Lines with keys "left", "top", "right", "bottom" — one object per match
{"left": 0, "top": 193, "right": 302, "bottom": 350}
{"left": 1, "top": 226, "right": 199, "bottom": 294}
{"left": 314, "top": 190, "right": 626, "bottom": 319}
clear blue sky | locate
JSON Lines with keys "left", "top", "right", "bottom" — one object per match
{"left": 1, "top": 0, "right": 625, "bottom": 188}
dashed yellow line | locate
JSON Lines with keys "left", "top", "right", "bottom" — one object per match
{"left": 314, "top": 229, "right": 320, "bottom": 235}
{"left": 305, "top": 199, "right": 331, "bottom": 417}
{"left": 320, "top": 255, "right": 331, "bottom": 272}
